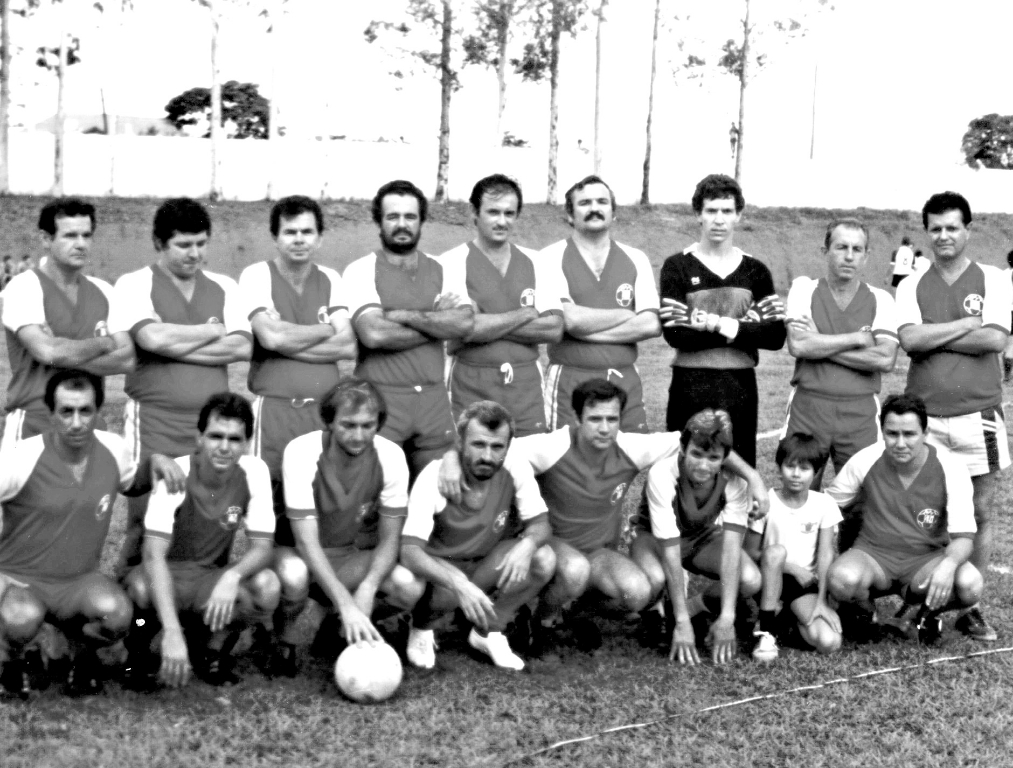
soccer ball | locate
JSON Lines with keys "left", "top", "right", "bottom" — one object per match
{"left": 334, "top": 642, "right": 403, "bottom": 704}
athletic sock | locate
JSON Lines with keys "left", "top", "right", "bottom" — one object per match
{"left": 758, "top": 609, "right": 777, "bottom": 634}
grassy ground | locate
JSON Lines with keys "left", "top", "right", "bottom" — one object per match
{"left": 1, "top": 196, "right": 1012, "bottom": 767}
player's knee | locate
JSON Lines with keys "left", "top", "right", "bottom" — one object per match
{"left": 761, "top": 544, "right": 787, "bottom": 571}
{"left": 92, "top": 588, "right": 133, "bottom": 637}
{"left": 0, "top": 589, "right": 46, "bottom": 644}
{"left": 809, "top": 622, "right": 842, "bottom": 655}
{"left": 556, "top": 553, "right": 591, "bottom": 596}
{"left": 529, "top": 546, "right": 557, "bottom": 585}
{"left": 125, "top": 570, "right": 151, "bottom": 609}
{"left": 619, "top": 573, "right": 653, "bottom": 612}
{"left": 387, "top": 565, "right": 426, "bottom": 608}
{"left": 739, "top": 560, "right": 762, "bottom": 597}
{"left": 828, "top": 563, "right": 859, "bottom": 601}
{"left": 274, "top": 551, "right": 309, "bottom": 598}
{"left": 955, "top": 564, "right": 983, "bottom": 606}
{"left": 249, "top": 569, "right": 281, "bottom": 611}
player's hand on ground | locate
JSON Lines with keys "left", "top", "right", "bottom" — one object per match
{"left": 437, "top": 453, "right": 466, "bottom": 504}
{"left": 805, "top": 599, "right": 841, "bottom": 634}
{"left": 708, "top": 618, "right": 737, "bottom": 665}
{"left": 340, "top": 603, "right": 383, "bottom": 646}
{"left": 659, "top": 298, "right": 691, "bottom": 327}
{"left": 149, "top": 453, "right": 187, "bottom": 494}
{"left": 919, "top": 559, "right": 957, "bottom": 611}
{"left": 453, "top": 577, "right": 496, "bottom": 632}
{"left": 495, "top": 539, "right": 535, "bottom": 590}
{"left": 669, "top": 620, "right": 700, "bottom": 665}
{"left": 203, "top": 569, "right": 241, "bottom": 632}
{"left": 159, "top": 628, "right": 192, "bottom": 688}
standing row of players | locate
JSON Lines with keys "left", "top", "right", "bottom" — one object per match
{"left": 0, "top": 171, "right": 1006, "bottom": 691}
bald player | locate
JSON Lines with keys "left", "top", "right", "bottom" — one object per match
{"left": 540, "top": 175, "right": 661, "bottom": 433}
{"left": 342, "top": 180, "right": 473, "bottom": 478}
{"left": 441, "top": 174, "right": 563, "bottom": 436}
{"left": 1, "top": 199, "right": 134, "bottom": 451}
{"left": 109, "top": 198, "right": 253, "bottom": 577}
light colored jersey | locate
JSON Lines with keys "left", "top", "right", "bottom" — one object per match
{"left": 827, "top": 442, "right": 975, "bottom": 556}
{"left": 646, "top": 455, "right": 750, "bottom": 544}
{"left": 786, "top": 277, "right": 898, "bottom": 397}
{"left": 343, "top": 251, "right": 468, "bottom": 386}
{"left": 283, "top": 432, "right": 409, "bottom": 549}
{"left": 402, "top": 451, "right": 547, "bottom": 560}
{"left": 239, "top": 260, "right": 347, "bottom": 400}
{"left": 519, "top": 427, "right": 680, "bottom": 551}
{"left": 748, "top": 490, "right": 841, "bottom": 574}
{"left": 892, "top": 245, "right": 914, "bottom": 276}
{"left": 109, "top": 266, "right": 252, "bottom": 411}
{"left": 440, "top": 242, "right": 563, "bottom": 366}
{"left": 0, "top": 431, "right": 136, "bottom": 579}
{"left": 1, "top": 269, "right": 114, "bottom": 411}
{"left": 541, "top": 238, "right": 659, "bottom": 369}
{"left": 896, "top": 262, "right": 1011, "bottom": 416}
{"left": 143, "top": 454, "right": 274, "bottom": 568}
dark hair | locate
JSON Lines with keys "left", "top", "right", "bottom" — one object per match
{"left": 901, "top": 236, "right": 912, "bottom": 246}
{"left": 679, "top": 409, "right": 733, "bottom": 457}
{"left": 198, "top": 392, "right": 254, "bottom": 438}
{"left": 921, "top": 191, "right": 972, "bottom": 230}
{"left": 469, "top": 174, "right": 523, "bottom": 215}
{"left": 775, "top": 433, "right": 828, "bottom": 473}
{"left": 371, "top": 180, "right": 427, "bottom": 226}
{"left": 823, "top": 218, "right": 869, "bottom": 250}
{"left": 564, "top": 175, "right": 616, "bottom": 218}
{"left": 571, "top": 378, "right": 627, "bottom": 420}
{"left": 456, "top": 399, "right": 515, "bottom": 444}
{"left": 270, "top": 195, "right": 324, "bottom": 237}
{"left": 45, "top": 368, "right": 104, "bottom": 412}
{"left": 153, "top": 198, "right": 212, "bottom": 246}
{"left": 38, "top": 198, "right": 96, "bottom": 236}
{"left": 692, "top": 174, "right": 744, "bottom": 214}
{"left": 880, "top": 393, "right": 928, "bottom": 431}
{"left": 319, "top": 377, "right": 387, "bottom": 431}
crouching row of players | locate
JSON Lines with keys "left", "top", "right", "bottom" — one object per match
{"left": 0, "top": 371, "right": 981, "bottom": 695}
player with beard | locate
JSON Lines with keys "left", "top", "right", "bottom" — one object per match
{"left": 400, "top": 401, "right": 554, "bottom": 671}
{"left": 342, "top": 180, "right": 473, "bottom": 479}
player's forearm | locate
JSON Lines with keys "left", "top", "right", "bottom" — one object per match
{"left": 180, "top": 334, "right": 252, "bottom": 365}
{"left": 135, "top": 322, "right": 224, "bottom": 357}
{"left": 465, "top": 307, "right": 539, "bottom": 343}
{"left": 503, "top": 314, "right": 564, "bottom": 344}
{"left": 361, "top": 517, "right": 405, "bottom": 591}
{"left": 79, "top": 337, "right": 136, "bottom": 376}
{"left": 286, "top": 331, "right": 357, "bottom": 363}
{"left": 943, "top": 537, "right": 973, "bottom": 567}
{"left": 815, "top": 538, "right": 834, "bottom": 602}
{"left": 562, "top": 303, "right": 633, "bottom": 335}
{"left": 400, "top": 544, "right": 467, "bottom": 593}
{"left": 143, "top": 545, "right": 184, "bottom": 634}
{"left": 943, "top": 327, "right": 1007, "bottom": 354}
{"left": 389, "top": 307, "right": 475, "bottom": 340}
{"left": 577, "top": 312, "right": 661, "bottom": 343}
{"left": 662, "top": 545, "right": 692, "bottom": 624}
{"left": 520, "top": 518, "right": 551, "bottom": 548}
{"left": 356, "top": 314, "right": 430, "bottom": 350}
{"left": 787, "top": 328, "right": 865, "bottom": 359}
{"left": 293, "top": 528, "right": 361, "bottom": 613}
{"left": 718, "top": 531, "right": 743, "bottom": 622}
{"left": 828, "top": 340, "right": 899, "bottom": 372}
{"left": 35, "top": 335, "right": 118, "bottom": 368}
{"left": 899, "top": 319, "right": 976, "bottom": 353}
{"left": 733, "top": 319, "right": 787, "bottom": 351}
{"left": 224, "top": 539, "right": 274, "bottom": 581}
{"left": 254, "top": 317, "right": 334, "bottom": 355}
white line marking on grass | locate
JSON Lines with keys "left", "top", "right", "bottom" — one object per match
{"left": 989, "top": 565, "right": 1012, "bottom": 575}
{"left": 758, "top": 428, "right": 781, "bottom": 441}
{"left": 501, "top": 646, "right": 1013, "bottom": 765}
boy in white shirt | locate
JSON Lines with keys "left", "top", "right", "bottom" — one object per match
{"left": 745, "top": 433, "right": 842, "bottom": 661}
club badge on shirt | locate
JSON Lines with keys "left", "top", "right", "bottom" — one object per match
{"left": 615, "top": 283, "right": 633, "bottom": 308}
{"left": 963, "top": 294, "right": 984, "bottom": 316}
{"left": 221, "top": 506, "right": 242, "bottom": 530}
{"left": 916, "top": 508, "right": 941, "bottom": 531}
{"left": 520, "top": 288, "right": 536, "bottom": 308}
{"left": 493, "top": 510, "right": 510, "bottom": 533}
{"left": 610, "top": 483, "right": 627, "bottom": 505}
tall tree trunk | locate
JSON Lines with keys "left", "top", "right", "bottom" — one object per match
{"left": 0, "top": 0, "right": 11, "bottom": 194}
{"left": 209, "top": 1, "right": 222, "bottom": 201}
{"left": 641, "top": 0, "right": 660, "bottom": 205}
{"left": 593, "top": 0, "right": 606, "bottom": 174}
{"left": 547, "top": 0, "right": 561, "bottom": 203}
{"left": 494, "top": 0, "right": 510, "bottom": 147}
{"left": 733, "top": 0, "right": 750, "bottom": 183}
{"left": 53, "top": 26, "right": 66, "bottom": 196}
{"left": 434, "top": 0, "right": 452, "bottom": 202}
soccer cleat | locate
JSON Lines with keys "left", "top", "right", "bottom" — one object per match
{"left": 197, "top": 650, "right": 240, "bottom": 687}
{"left": 468, "top": 629, "right": 525, "bottom": 671}
{"left": 406, "top": 628, "right": 437, "bottom": 670}
{"left": 309, "top": 613, "right": 343, "bottom": 661}
{"left": 751, "top": 630, "right": 779, "bottom": 662}
{"left": 955, "top": 607, "right": 997, "bottom": 642}
{"left": 0, "top": 658, "right": 30, "bottom": 700}
{"left": 569, "top": 616, "right": 603, "bottom": 652}
{"left": 914, "top": 607, "right": 943, "bottom": 646}
{"left": 63, "top": 649, "right": 104, "bottom": 697}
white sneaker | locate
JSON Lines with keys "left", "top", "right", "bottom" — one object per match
{"left": 468, "top": 629, "right": 525, "bottom": 671}
{"left": 406, "top": 628, "right": 437, "bottom": 669}
{"left": 752, "top": 630, "right": 779, "bottom": 662}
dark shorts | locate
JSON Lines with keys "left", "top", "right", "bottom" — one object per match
{"left": 375, "top": 383, "right": 456, "bottom": 473}
{"left": 449, "top": 359, "right": 547, "bottom": 437}
{"left": 853, "top": 541, "right": 945, "bottom": 587}
{"left": 891, "top": 274, "right": 908, "bottom": 288}
{"left": 781, "top": 572, "right": 819, "bottom": 606}
{"left": 0, "top": 570, "right": 124, "bottom": 621}
{"left": 306, "top": 546, "right": 374, "bottom": 607}
{"left": 680, "top": 526, "right": 724, "bottom": 575}
{"left": 544, "top": 363, "right": 648, "bottom": 433}
{"left": 784, "top": 389, "right": 880, "bottom": 473}
{"left": 667, "top": 367, "right": 758, "bottom": 465}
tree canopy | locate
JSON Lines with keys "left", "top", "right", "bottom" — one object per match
{"left": 962, "top": 114, "right": 1013, "bottom": 170}
{"left": 164, "top": 80, "right": 269, "bottom": 139}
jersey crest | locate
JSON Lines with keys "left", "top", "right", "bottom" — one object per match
{"left": 520, "top": 288, "right": 536, "bottom": 308}
{"left": 916, "top": 508, "right": 941, "bottom": 531}
{"left": 610, "top": 482, "right": 627, "bottom": 505}
{"left": 963, "top": 293, "right": 984, "bottom": 316}
{"left": 615, "top": 283, "right": 634, "bottom": 308}
{"left": 801, "top": 520, "right": 818, "bottom": 534}
{"left": 95, "top": 494, "right": 112, "bottom": 521}
{"left": 356, "top": 502, "right": 374, "bottom": 523}
{"left": 221, "top": 505, "right": 242, "bottom": 530}
{"left": 94, "top": 320, "right": 109, "bottom": 338}
{"left": 493, "top": 509, "right": 510, "bottom": 533}
{"left": 207, "top": 316, "right": 221, "bottom": 325}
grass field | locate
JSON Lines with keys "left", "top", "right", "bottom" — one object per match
{"left": 2, "top": 196, "right": 1013, "bottom": 768}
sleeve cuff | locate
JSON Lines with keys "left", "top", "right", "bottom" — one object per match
{"left": 401, "top": 535, "right": 429, "bottom": 549}
{"left": 378, "top": 505, "right": 408, "bottom": 519}
{"left": 285, "top": 508, "right": 317, "bottom": 521}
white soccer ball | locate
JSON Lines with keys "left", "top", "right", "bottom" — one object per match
{"left": 334, "top": 642, "right": 403, "bottom": 704}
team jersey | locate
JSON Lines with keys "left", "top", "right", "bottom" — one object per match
{"left": 109, "top": 266, "right": 252, "bottom": 411}
{"left": 540, "top": 238, "right": 660, "bottom": 369}
{"left": 826, "top": 442, "right": 975, "bottom": 557}
{"left": 239, "top": 260, "right": 347, "bottom": 399}
{"left": 144, "top": 454, "right": 274, "bottom": 569}
{"left": 747, "top": 490, "right": 841, "bottom": 574}
{"left": 1, "top": 269, "right": 114, "bottom": 411}
{"left": 660, "top": 247, "right": 786, "bottom": 369}
{"left": 283, "top": 432, "right": 409, "bottom": 550}
{"left": 517, "top": 427, "right": 681, "bottom": 551}
{"left": 439, "top": 242, "right": 563, "bottom": 366}
{"left": 0, "top": 431, "right": 136, "bottom": 580}
{"left": 402, "top": 451, "right": 547, "bottom": 560}
{"left": 645, "top": 455, "right": 750, "bottom": 544}
{"left": 786, "top": 277, "right": 898, "bottom": 397}
{"left": 896, "top": 261, "right": 1011, "bottom": 416}
{"left": 343, "top": 251, "right": 468, "bottom": 386}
